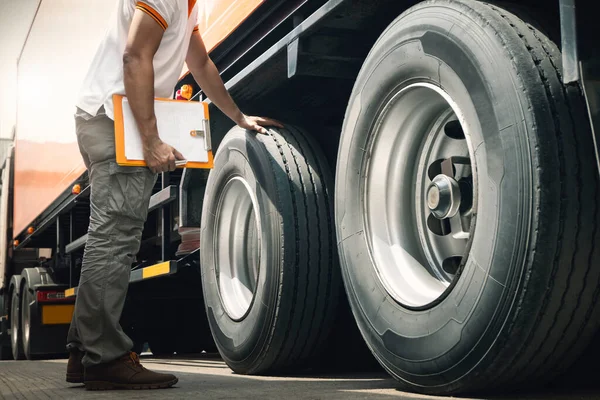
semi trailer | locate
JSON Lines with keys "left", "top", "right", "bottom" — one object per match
{"left": 1, "top": 0, "right": 599, "bottom": 395}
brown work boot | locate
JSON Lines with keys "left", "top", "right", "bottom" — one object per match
{"left": 84, "top": 352, "right": 178, "bottom": 390}
{"left": 66, "top": 348, "right": 84, "bottom": 383}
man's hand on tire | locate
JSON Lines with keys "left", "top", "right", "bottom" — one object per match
{"left": 237, "top": 114, "right": 283, "bottom": 135}
{"left": 143, "top": 137, "right": 185, "bottom": 173}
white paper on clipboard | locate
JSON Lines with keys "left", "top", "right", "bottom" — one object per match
{"left": 122, "top": 98, "right": 209, "bottom": 163}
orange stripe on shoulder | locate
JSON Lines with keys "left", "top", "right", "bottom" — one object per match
{"left": 193, "top": 25, "right": 199, "bottom": 33}
{"left": 136, "top": 1, "right": 168, "bottom": 30}
{"left": 137, "top": 7, "right": 166, "bottom": 30}
{"left": 188, "top": 0, "right": 197, "bottom": 17}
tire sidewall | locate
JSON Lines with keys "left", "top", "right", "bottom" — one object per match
{"left": 335, "top": 5, "right": 548, "bottom": 389}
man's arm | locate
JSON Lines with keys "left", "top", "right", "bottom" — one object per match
{"left": 186, "top": 30, "right": 282, "bottom": 134}
{"left": 123, "top": 10, "right": 183, "bottom": 173}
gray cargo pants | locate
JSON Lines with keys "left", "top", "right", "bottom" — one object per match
{"left": 67, "top": 109, "right": 157, "bottom": 367}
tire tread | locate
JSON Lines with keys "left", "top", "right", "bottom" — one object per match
{"left": 254, "top": 127, "right": 338, "bottom": 372}
{"left": 476, "top": 0, "right": 600, "bottom": 387}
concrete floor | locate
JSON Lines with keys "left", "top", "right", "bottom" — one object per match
{"left": 1, "top": 354, "right": 599, "bottom": 399}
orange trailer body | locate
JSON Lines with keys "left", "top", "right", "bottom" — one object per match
{"left": 196, "top": 0, "right": 263, "bottom": 53}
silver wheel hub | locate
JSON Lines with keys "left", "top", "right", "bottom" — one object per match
{"left": 428, "top": 174, "right": 461, "bottom": 219}
{"left": 215, "top": 176, "right": 261, "bottom": 321}
{"left": 364, "top": 83, "right": 477, "bottom": 308}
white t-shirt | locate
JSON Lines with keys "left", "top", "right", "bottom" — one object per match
{"left": 76, "top": 0, "right": 199, "bottom": 120}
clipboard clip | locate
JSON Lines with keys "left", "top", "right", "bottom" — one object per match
{"left": 190, "top": 119, "right": 212, "bottom": 151}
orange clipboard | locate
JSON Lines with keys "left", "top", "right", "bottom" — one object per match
{"left": 113, "top": 94, "right": 214, "bottom": 169}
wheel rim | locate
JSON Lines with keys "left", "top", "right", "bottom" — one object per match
{"left": 11, "top": 295, "right": 18, "bottom": 351}
{"left": 215, "top": 176, "right": 261, "bottom": 321}
{"left": 22, "top": 293, "right": 30, "bottom": 349}
{"left": 363, "top": 82, "right": 477, "bottom": 308}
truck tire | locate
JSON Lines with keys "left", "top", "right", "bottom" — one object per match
{"left": 19, "top": 268, "right": 71, "bottom": 360}
{"left": 10, "top": 286, "right": 25, "bottom": 360}
{"left": 200, "top": 125, "right": 340, "bottom": 374}
{"left": 0, "top": 293, "right": 13, "bottom": 360}
{"left": 175, "top": 321, "right": 216, "bottom": 355}
{"left": 335, "top": 0, "right": 600, "bottom": 395}
{"left": 145, "top": 305, "right": 175, "bottom": 356}
{"left": 0, "top": 344, "right": 11, "bottom": 361}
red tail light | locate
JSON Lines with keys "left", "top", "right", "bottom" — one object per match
{"left": 37, "top": 291, "right": 72, "bottom": 303}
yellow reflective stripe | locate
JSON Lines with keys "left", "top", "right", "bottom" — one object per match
{"left": 65, "top": 288, "right": 75, "bottom": 297}
{"left": 142, "top": 262, "right": 170, "bottom": 279}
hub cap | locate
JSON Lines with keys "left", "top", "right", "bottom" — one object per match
{"left": 364, "top": 83, "right": 477, "bottom": 308}
{"left": 215, "top": 176, "right": 261, "bottom": 320}
{"left": 428, "top": 174, "right": 462, "bottom": 219}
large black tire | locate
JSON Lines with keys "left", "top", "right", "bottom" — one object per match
{"left": 200, "top": 125, "right": 341, "bottom": 374}
{"left": 335, "top": 0, "right": 600, "bottom": 395}
{"left": 10, "top": 288, "right": 25, "bottom": 360}
{"left": 18, "top": 268, "right": 70, "bottom": 360}
{"left": 175, "top": 313, "right": 217, "bottom": 355}
{"left": 145, "top": 304, "right": 176, "bottom": 357}
{"left": 0, "top": 345, "right": 11, "bottom": 361}
{"left": 0, "top": 294, "right": 12, "bottom": 360}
